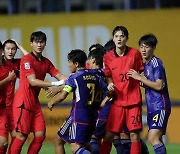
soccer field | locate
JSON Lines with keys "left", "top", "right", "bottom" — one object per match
{"left": 21, "top": 143, "right": 180, "bottom": 154}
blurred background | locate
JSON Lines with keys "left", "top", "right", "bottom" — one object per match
{"left": 1, "top": 0, "right": 180, "bottom": 14}
{"left": 1, "top": 0, "right": 180, "bottom": 152}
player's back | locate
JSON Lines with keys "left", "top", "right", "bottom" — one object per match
{"left": 67, "top": 69, "right": 105, "bottom": 125}
{"left": 144, "top": 56, "right": 171, "bottom": 113}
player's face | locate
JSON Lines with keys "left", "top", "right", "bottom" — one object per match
{"left": 31, "top": 40, "right": 46, "bottom": 54}
{"left": 139, "top": 43, "right": 154, "bottom": 61}
{"left": 68, "top": 60, "right": 76, "bottom": 73}
{"left": 113, "top": 30, "right": 128, "bottom": 49}
{"left": 4, "top": 43, "right": 17, "bottom": 61}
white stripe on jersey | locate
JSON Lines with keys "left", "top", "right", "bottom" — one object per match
{"left": 60, "top": 116, "right": 72, "bottom": 135}
{"left": 151, "top": 57, "right": 159, "bottom": 68}
{"left": 74, "top": 79, "right": 80, "bottom": 102}
{"left": 71, "top": 122, "right": 77, "bottom": 140}
{"left": 158, "top": 110, "right": 165, "bottom": 127}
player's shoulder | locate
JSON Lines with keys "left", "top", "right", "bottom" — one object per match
{"left": 128, "top": 47, "right": 140, "bottom": 54}
{"left": 21, "top": 53, "right": 32, "bottom": 60}
{"left": 104, "top": 49, "right": 114, "bottom": 57}
{"left": 150, "top": 56, "right": 164, "bottom": 68}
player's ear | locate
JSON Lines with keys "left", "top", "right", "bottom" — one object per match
{"left": 92, "top": 58, "right": 96, "bottom": 64}
{"left": 75, "top": 62, "right": 79, "bottom": 67}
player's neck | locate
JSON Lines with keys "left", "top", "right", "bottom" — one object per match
{"left": 32, "top": 51, "right": 42, "bottom": 60}
{"left": 116, "top": 46, "right": 126, "bottom": 56}
{"left": 76, "top": 67, "right": 85, "bottom": 71}
{"left": 145, "top": 54, "right": 154, "bottom": 63}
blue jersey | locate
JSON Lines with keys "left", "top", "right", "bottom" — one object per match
{"left": 144, "top": 56, "right": 171, "bottom": 113}
{"left": 65, "top": 69, "right": 107, "bottom": 125}
{"left": 90, "top": 69, "right": 111, "bottom": 120}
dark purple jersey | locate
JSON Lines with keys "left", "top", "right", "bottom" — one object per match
{"left": 89, "top": 69, "right": 111, "bottom": 120}
{"left": 144, "top": 56, "right": 171, "bottom": 113}
{"left": 65, "top": 69, "right": 107, "bottom": 125}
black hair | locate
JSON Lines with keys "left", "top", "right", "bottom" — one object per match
{"left": 104, "top": 39, "right": 115, "bottom": 53}
{"left": 112, "top": 26, "right": 129, "bottom": 38}
{"left": 88, "top": 49, "right": 104, "bottom": 68}
{"left": 30, "top": 31, "right": 47, "bottom": 42}
{"left": 138, "top": 33, "right": 158, "bottom": 47}
{"left": 2, "top": 39, "right": 18, "bottom": 50}
{"left": 89, "top": 43, "right": 104, "bottom": 52}
{"left": 0, "top": 41, "right": 2, "bottom": 50}
{"left": 67, "top": 49, "right": 87, "bottom": 67}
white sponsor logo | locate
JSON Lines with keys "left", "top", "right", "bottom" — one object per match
{"left": 24, "top": 62, "right": 30, "bottom": 69}
{"left": 152, "top": 123, "right": 156, "bottom": 126}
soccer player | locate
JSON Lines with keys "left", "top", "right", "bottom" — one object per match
{"left": 86, "top": 43, "right": 104, "bottom": 69}
{"left": 102, "top": 26, "right": 144, "bottom": 154}
{"left": 8, "top": 31, "right": 66, "bottom": 154}
{"left": 128, "top": 34, "right": 171, "bottom": 154}
{"left": 2, "top": 39, "right": 28, "bottom": 152}
{"left": 103, "top": 39, "right": 116, "bottom": 53}
{"left": 0, "top": 41, "right": 16, "bottom": 154}
{"left": 47, "top": 49, "right": 106, "bottom": 154}
{"left": 87, "top": 50, "right": 113, "bottom": 154}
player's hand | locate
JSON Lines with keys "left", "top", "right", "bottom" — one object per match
{"left": 11, "top": 39, "right": 21, "bottom": 49}
{"left": 127, "top": 69, "right": 141, "bottom": 81}
{"left": 47, "top": 102, "right": 54, "bottom": 111}
{"left": 7, "top": 70, "right": 16, "bottom": 81}
{"left": 107, "top": 83, "right": 115, "bottom": 91}
{"left": 45, "top": 87, "right": 63, "bottom": 98}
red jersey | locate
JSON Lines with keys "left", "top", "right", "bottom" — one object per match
{"left": 13, "top": 52, "right": 59, "bottom": 111}
{"left": 0, "top": 66, "right": 9, "bottom": 107}
{"left": 103, "top": 47, "right": 144, "bottom": 106}
{"left": 2, "top": 58, "right": 21, "bottom": 107}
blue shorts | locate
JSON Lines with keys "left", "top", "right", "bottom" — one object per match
{"left": 147, "top": 110, "right": 170, "bottom": 134}
{"left": 57, "top": 115, "right": 72, "bottom": 143}
{"left": 93, "top": 119, "right": 106, "bottom": 138}
{"left": 70, "top": 122, "right": 95, "bottom": 144}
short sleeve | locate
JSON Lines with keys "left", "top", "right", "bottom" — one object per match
{"left": 46, "top": 59, "right": 59, "bottom": 77}
{"left": 21, "top": 57, "right": 35, "bottom": 77}
{"left": 103, "top": 54, "right": 112, "bottom": 77}
{"left": 135, "top": 50, "right": 144, "bottom": 72}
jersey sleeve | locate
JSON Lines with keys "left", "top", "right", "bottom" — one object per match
{"left": 135, "top": 50, "right": 144, "bottom": 72}
{"left": 154, "top": 61, "right": 164, "bottom": 80}
{"left": 64, "top": 75, "right": 76, "bottom": 92}
{"left": 21, "top": 57, "right": 35, "bottom": 77}
{"left": 47, "top": 59, "right": 60, "bottom": 77}
{"left": 103, "top": 54, "right": 112, "bottom": 77}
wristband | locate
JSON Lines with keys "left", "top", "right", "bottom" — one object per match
{"left": 51, "top": 80, "right": 65, "bottom": 86}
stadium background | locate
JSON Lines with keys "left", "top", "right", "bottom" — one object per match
{"left": 1, "top": 0, "right": 180, "bottom": 153}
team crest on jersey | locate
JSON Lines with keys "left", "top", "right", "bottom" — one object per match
{"left": 24, "top": 62, "right": 30, "bottom": 69}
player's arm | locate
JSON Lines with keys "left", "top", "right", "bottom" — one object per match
{"left": 44, "top": 73, "right": 68, "bottom": 97}
{"left": 27, "top": 74, "right": 65, "bottom": 88}
{"left": 47, "top": 85, "right": 72, "bottom": 111}
{"left": 45, "top": 87, "right": 64, "bottom": 98}
{"left": 12, "top": 39, "right": 29, "bottom": 55}
{"left": 128, "top": 69, "right": 163, "bottom": 91}
{"left": 0, "top": 71, "right": 15, "bottom": 88}
{"left": 100, "top": 96, "right": 111, "bottom": 108}
{"left": 54, "top": 73, "right": 67, "bottom": 81}
{"left": 106, "top": 77, "right": 115, "bottom": 91}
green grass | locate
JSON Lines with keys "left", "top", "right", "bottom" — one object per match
{"left": 21, "top": 143, "right": 180, "bottom": 154}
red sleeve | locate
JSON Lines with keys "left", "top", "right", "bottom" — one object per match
{"left": 46, "top": 59, "right": 60, "bottom": 77}
{"left": 103, "top": 53, "right": 112, "bottom": 77}
{"left": 21, "top": 56, "right": 35, "bottom": 77}
{"left": 135, "top": 50, "right": 144, "bottom": 72}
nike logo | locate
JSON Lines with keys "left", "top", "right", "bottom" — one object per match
{"left": 112, "top": 67, "right": 117, "bottom": 70}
